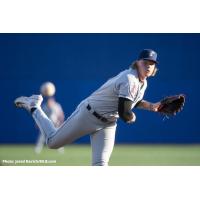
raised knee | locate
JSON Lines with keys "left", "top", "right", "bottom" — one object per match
{"left": 47, "top": 142, "right": 58, "bottom": 149}
{"left": 46, "top": 138, "right": 71, "bottom": 149}
{"left": 47, "top": 140, "right": 61, "bottom": 149}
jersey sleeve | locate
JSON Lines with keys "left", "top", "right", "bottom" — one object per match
{"left": 116, "top": 74, "right": 137, "bottom": 102}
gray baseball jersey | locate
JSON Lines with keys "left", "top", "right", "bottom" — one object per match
{"left": 87, "top": 68, "right": 147, "bottom": 121}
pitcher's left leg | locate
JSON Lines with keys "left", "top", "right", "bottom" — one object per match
{"left": 90, "top": 123, "right": 117, "bottom": 166}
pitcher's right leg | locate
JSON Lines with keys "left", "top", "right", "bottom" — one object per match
{"left": 46, "top": 103, "right": 103, "bottom": 149}
{"left": 15, "top": 95, "right": 102, "bottom": 149}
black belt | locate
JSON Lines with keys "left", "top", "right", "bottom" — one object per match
{"left": 86, "top": 104, "right": 108, "bottom": 123}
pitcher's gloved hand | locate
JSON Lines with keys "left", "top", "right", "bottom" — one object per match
{"left": 157, "top": 94, "right": 185, "bottom": 116}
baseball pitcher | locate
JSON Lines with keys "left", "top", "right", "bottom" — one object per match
{"left": 14, "top": 49, "right": 185, "bottom": 166}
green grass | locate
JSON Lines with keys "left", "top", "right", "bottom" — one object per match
{"left": 0, "top": 144, "right": 200, "bottom": 166}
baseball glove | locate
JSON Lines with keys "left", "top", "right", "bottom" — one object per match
{"left": 157, "top": 94, "right": 185, "bottom": 116}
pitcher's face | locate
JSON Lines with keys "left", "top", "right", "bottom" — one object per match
{"left": 137, "top": 59, "right": 156, "bottom": 78}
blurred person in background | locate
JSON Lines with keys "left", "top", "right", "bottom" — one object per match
{"left": 35, "top": 82, "right": 65, "bottom": 154}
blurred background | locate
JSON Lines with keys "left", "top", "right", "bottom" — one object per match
{"left": 0, "top": 33, "right": 200, "bottom": 165}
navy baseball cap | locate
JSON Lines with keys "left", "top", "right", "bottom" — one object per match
{"left": 138, "top": 49, "right": 158, "bottom": 64}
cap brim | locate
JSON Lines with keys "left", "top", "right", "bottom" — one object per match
{"left": 143, "top": 58, "right": 159, "bottom": 64}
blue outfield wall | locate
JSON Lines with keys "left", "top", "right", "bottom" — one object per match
{"left": 0, "top": 33, "right": 199, "bottom": 144}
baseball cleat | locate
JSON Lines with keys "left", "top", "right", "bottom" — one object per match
{"left": 14, "top": 95, "right": 43, "bottom": 112}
